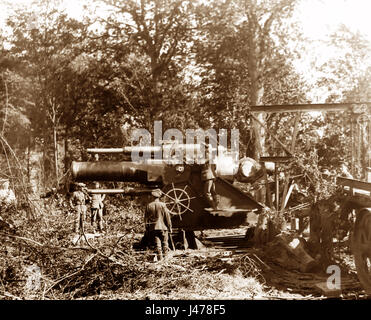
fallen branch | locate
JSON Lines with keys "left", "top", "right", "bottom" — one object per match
{"left": 0, "top": 232, "right": 43, "bottom": 247}
{"left": 44, "top": 253, "right": 98, "bottom": 296}
{"left": 0, "top": 232, "right": 94, "bottom": 252}
{"left": 1, "top": 291, "right": 22, "bottom": 300}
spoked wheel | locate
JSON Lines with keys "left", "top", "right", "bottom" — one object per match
{"left": 163, "top": 183, "right": 196, "bottom": 219}
{"left": 352, "top": 209, "right": 371, "bottom": 294}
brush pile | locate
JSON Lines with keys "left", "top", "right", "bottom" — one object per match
{"left": 0, "top": 193, "right": 266, "bottom": 300}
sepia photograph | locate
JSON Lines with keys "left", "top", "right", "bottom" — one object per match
{"left": 0, "top": 0, "right": 370, "bottom": 307}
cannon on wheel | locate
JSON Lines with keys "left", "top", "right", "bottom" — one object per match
{"left": 70, "top": 145, "right": 264, "bottom": 234}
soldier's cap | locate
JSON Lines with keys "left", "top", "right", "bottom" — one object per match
{"left": 76, "top": 182, "right": 86, "bottom": 187}
{"left": 151, "top": 189, "right": 162, "bottom": 198}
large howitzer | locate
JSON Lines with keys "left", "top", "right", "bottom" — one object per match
{"left": 71, "top": 144, "right": 264, "bottom": 231}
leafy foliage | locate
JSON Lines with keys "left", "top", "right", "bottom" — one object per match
{"left": 0, "top": 0, "right": 370, "bottom": 299}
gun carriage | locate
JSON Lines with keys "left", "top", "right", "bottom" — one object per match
{"left": 70, "top": 102, "right": 371, "bottom": 293}
{"left": 71, "top": 144, "right": 264, "bottom": 232}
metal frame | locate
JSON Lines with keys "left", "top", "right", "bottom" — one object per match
{"left": 251, "top": 102, "right": 371, "bottom": 211}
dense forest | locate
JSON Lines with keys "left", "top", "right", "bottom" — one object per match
{"left": 0, "top": 0, "right": 370, "bottom": 198}
{"left": 0, "top": 0, "right": 370, "bottom": 301}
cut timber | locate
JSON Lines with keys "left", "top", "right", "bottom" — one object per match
{"left": 265, "top": 234, "right": 318, "bottom": 273}
{"left": 315, "top": 282, "right": 342, "bottom": 297}
{"left": 336, "top": 176, "right": 371, "bottom": 193}
{"left": 287, "top": 238, "right": 317, "bottom": 273}
{"left": 344, "top": 194, "right": 371, "bottom": 208}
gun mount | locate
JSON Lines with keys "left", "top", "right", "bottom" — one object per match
{"left": 71, "top": 144, "right": 264, "bottom": 231}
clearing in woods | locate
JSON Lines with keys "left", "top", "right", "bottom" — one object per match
{"left": 85, "top": 228, "right": 365, "bottom": 300}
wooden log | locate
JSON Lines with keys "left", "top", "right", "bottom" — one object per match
{"left": 265, "top": 234, "right": 318, "bottom": 273}
{"left": 344, "top": 194, "right": 371, "bottom": 208}
{"left": 287, "top": 237, "right": 317, "bottom": 273}
{"left": 337, "top": 176, "right": 371, "bottom": 192}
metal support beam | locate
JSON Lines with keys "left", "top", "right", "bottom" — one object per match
{"left": 336, "top": 177, "right": 371, "bottom": 192}
{"left": 260, "top": 156, "right": 293, "bottom": 163}
{"left": 275, "top": 164, "right": 279, "bottom": 211}
{"left": 249, "top": 114, "right": 293, "bottom": 156}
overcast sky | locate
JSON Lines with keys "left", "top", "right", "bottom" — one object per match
{"left": 0, "top": 0, "right": 370, "bottom": 103}
{"left": 296, "top": 0, "right": 371, "bottom": 42}
{"left": 1, "top": 0, "right": 371, "bottom": 42}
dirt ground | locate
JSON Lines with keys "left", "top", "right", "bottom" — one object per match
{"left": 1, "top": 197, "right": 367, "bottom": 301}
{"left": 82, "top": 228, "right": 367, "bottom": 300}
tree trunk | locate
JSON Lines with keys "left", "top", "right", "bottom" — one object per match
{"left": 64, "top": 129, "right": 69, "bottom": 174}
{"left": 53, "top": 124, "right": 59, "bottom": 187}
{"left": 42, "top": 131, "right": 47, "bottom": 189}
{"left": 360, "top": 118, "right": 369, "bottom": 179}
{"left": 27, "top": 137, "right": 31, "bottom": 184}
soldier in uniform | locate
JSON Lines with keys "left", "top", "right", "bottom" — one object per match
{"left": 201, "top": 144, "right": 218, "bottom": 209}
{"left": 144, "top": 189, "right": 172, "bottom": 260}
{"left": 90, "top": 182, "right": 106, "bottom": 233}
{"left": 69, "top": 183, "right": 89, "bottom": 234}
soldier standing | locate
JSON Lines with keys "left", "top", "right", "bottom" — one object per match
{"left": 201, "top": 144, "right": 218, "bottom": 209}
{"left": 144, "top": 189, "right": 172, "bottom": 261}
{"left": 90, "top": 182, "right": 106, "bottom": 233}
{"left": 69, "top": 183, "right": 89, "bottom": 234}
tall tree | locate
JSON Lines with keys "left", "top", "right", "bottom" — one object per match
{"left": 194, "top": 0, "right": 303, "bottom": 158}
{"left": 235, "top": 0, "right": 298, "bottom": 159}
{"left": 99, "top": 0, "right": 196, "bottom": 130}
{"left": 313, "top": 25, "right": 371, "bottom": 178}
{"left": 7, "top": 0, "right": 89, "bottom": 186}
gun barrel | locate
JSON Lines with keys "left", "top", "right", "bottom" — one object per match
{"left": 87, "top": 144, "right": 203, "bottom": 156}
{"left": 87, "top": 148, "right": 126, "bottom": 153}
{"left": 71, "top": 161, "right": 148, "bottom": 182}
{"left": 87, "top": 147, "right": 163, "bottom": 154}
{"left": 88, "top": 188, "right": 153, "bottom": 195}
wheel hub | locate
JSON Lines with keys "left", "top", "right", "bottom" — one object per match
{"left": 162, "top": 183, "right": 196, "bottom": 218}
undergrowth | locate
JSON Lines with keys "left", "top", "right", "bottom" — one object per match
{"left": 0, "top": 193, "right": 265, "bottom": 300}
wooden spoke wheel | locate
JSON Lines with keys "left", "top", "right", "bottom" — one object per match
{"left": 352, "top": 209, "right": 371, "bottom": 294}
{"left": 163, "top": 184, "right": 195, "bottom": 218}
